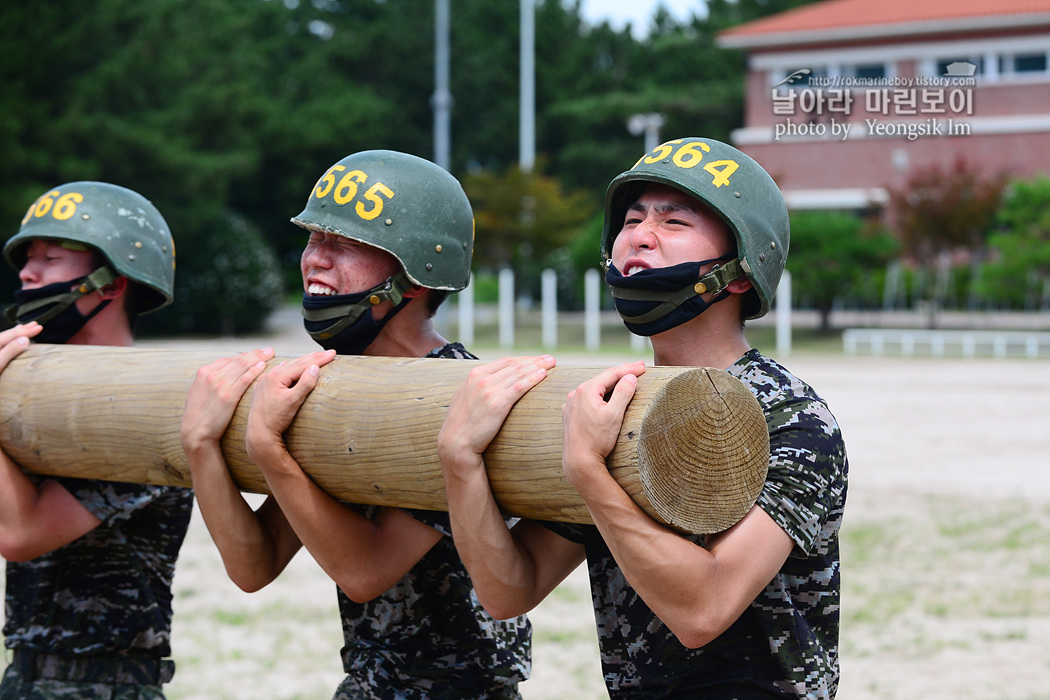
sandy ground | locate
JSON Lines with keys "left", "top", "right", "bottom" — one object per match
{"left": 3, "top": 320, "right": 1049, "bottom": 699}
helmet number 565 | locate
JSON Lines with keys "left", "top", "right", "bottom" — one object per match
{"left": 312, "top": 166, "right": 396, "bottom": 221}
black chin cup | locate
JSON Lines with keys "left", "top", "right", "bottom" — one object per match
{"left": 301, "top": 272, "right": 413, "bottom": 354}
{"left": 6, "top": 267, "right": 118, "bottom": 344}
{"left": 604, "top": 257, "right": 742, "bottom": 336}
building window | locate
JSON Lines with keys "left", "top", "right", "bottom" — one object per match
{"left": 849, "top": 63, "right": 887, "bottom": 81}
{"left": 1013, "top": 52, "right": 1048, "bottom": 74}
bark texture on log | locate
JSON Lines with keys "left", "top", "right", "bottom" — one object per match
{"left": 0, "top": 345, "right": 768, "bottom": 534}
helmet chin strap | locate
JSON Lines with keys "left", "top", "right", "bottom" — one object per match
{"left": 603, "top": 256, "right": 745, "bottom": 336}
{"left": 302, "top": 271, "right": 413, "bottom": 342}
{"left": 5, "top": 266, "right": 118, "bottom": 326}
{"left": 605, "top": 258, "right": 744, "bottom": 321}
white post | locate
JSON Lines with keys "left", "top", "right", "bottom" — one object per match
{"left": 457, "top": 273, "right": 474, "bottom": 347}
{"left": 883, "top": 260, "right": 900, "bottom": 310}
{"left": 433, "top": 302, "right": 449, "bottom": 336}
{"left": 776, "top": 270, "right": 792, "bottom": 358}
{"left": 541, "top": 268, "right": 557, "bottom": 349}
{"left": 631, "top": 332, "right": 648, "bottom": 353}
{"left": 499, "top": 267, "right": 515, "bottom": 349}
{"left": 584, "top": 268, "right": 601, "bottom": 352}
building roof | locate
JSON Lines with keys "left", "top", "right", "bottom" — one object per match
{"left": 718, "top": 0, "right": 1050, "bottom": 49}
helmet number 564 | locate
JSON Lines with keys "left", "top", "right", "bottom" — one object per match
{"left": 637, "top": 140, "right": 740, "bottom": 188}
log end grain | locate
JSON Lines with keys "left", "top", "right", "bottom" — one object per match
{"left": 637, "top": 368, "right": 769, "bottom": 535}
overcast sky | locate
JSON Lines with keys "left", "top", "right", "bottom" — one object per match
{"left": 577, "top": 0, "right": 707, "bottom": 38}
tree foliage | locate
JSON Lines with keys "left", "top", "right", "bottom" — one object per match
{"left": 886, "top": 157, "right": 1009, "bottom": 321}
{"left": 786, "top": 211, "right": 900, "bottom": 330}
{"left": 887, "top": 157, "right": 1008, "bottom": 265}
{"left": 0, "top": 0, "right": 813, "bottom": 333}
{"left": 979, "top": 175, "right": 1050, "bottom": 309}
{"left": 463, "top": 164, "right": 595, "bottom": 270}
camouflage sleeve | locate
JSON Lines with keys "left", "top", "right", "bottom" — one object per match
{"left": 55, "top": 477, "right": 188, "bottom": 525}
{"left": 406, "top": 508, "right": 528, "bottom": 539}
{"left": 405, "top": 508, "right": 453, "bottom": 536}
{"left": 756, "top": 393, "right": 847, "bottom": 556}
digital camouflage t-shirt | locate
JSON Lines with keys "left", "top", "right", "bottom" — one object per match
{"left": 333, "top": 343, "right": 531, "bottom": 700}
{"left": 4, "top": 478, "right": 193, "bottom": 658}
{"left": 547, "top": 349, "right": 847, "bottom": 699}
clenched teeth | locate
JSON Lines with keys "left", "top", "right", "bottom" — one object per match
{"left": 308, "top": 284, "right": 337, "bottom": 295}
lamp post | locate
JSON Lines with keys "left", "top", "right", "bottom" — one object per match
{"left": 627, "top": 112, "right": 665, "bottom": 152}
{"left": 520, "top": 0, "right": 535, "bottom": 173}
{"left": 626, "top": 113, "right": 665, "bottom": 352}
{"left": 432, "top": 0, "right": 452, "bottom": 170}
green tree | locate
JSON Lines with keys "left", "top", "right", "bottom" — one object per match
{"left": 537, "top": 8, "right": 745, "bottom": 193}
{"left": 0, "top": 0, "right": 291, "bottom": 332}
{"left": 979, "top": 175, "right": 1050, "bottom": 309}
{"left": 787, "top": 210, "right": 899, "bottom": 331}
{"left": 462, "top": 163, "right": 596, "bottom": 305}
{"left": 1, "top": 0, "right": 816, "bottom": 333}
{"left": 138, "top": 210, "right": 284, "bottom": 336}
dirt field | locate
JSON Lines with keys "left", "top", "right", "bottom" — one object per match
{"left": 3, "top": 327, "right": 1049, "bottom": 699}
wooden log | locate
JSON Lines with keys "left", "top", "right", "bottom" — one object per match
{"left": 0, "top": 344, "right": 769, "bottom": 534}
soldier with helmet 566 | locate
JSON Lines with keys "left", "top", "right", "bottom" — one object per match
{"left": 0, "top": 182, "right": 191, "bottom": 698}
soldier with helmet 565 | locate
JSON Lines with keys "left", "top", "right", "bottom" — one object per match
{"left": 0, "top": 182, "right": 191, "bottom": 698}
{"left": 440, "top": 138, "right": 849, "bottom": 699}
{"left": 180, "top": 151, "right": 531, "bottom": 699}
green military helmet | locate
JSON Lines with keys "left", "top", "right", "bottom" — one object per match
{"left": 292, "top": 150, "right": 474, "bottom": 292}
{"left": 5, "top": 181, "right": 176, "bottom": 314}
{"left": 601, "top": 137, "right": 789, "bottom": 319}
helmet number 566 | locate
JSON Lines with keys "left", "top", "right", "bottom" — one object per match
{"left": 21, "top": 190, "right": 84, "bottom": 225}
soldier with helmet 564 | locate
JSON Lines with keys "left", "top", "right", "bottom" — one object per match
{"left": 180, "top": 151, "right": 531, "bottom": 699}
{"left": 440, "top": 138, "right": 849, "bottom": 699}
{"left": 0, "top": 182, "right": 191, "bottom": 698}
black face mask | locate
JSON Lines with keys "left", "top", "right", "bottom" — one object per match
{"left": 8, "top": 277, "right": 111, "bottom": 344}
{"left": 301, "top": 273, "right": 412, "bottom": 355}
{"left": 605, "top": 255, "right": 742, "bottom": 336}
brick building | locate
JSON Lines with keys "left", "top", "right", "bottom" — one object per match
{"left": 717, "top": 0, "right": 1050, "bottom": 211}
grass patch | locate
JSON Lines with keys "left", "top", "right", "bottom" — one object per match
{"left": 842, "top": 494, "right": 1050, "bottom": 635}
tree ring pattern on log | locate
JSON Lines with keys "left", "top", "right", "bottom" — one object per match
{"left": 637, "top": 368, "right": 769, "bottom": 535}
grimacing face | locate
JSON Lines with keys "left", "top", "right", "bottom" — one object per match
{"left": 300, "top": 230, "right": 404, "bottom": 320}
{"left": 611, "top": 184, "right": 735, "bottom": 276}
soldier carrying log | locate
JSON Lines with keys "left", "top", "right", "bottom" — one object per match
{"left": 439, "top": 137, "right": 850, "bottom": 699}
{"left": 179, "top": 151, "right": 531, "bottom": 699}
{"left": 0, "top": 183, "right": 190, "bottom": 697}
